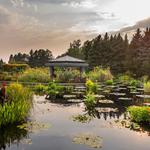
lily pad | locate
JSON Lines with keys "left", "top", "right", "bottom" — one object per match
{"left": 72, "top": 114, "right": 93, "bottom": 123}
{"left": 73, "top": 133, "right": 102, "bottom": 149}
{"left": 17, "top": 121, "right": 51, "bottom": 133}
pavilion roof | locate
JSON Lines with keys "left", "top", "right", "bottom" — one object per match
{"left": 47, "top": 55, "right": 88, "bottom": 67}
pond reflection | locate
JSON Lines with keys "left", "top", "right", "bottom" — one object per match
{"left": 0, "top": 125, "right": 28, "bottom": 150}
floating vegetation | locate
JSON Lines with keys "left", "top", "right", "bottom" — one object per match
{"left": 72, "top": 114, "right": 93, "bottom": 123}
{"left": 114, "top": 119, "right": 141, "bottom": 131}
{"left": 73, "top": 133, "right": 102, "bottom": 149}
{"left": 17, "top": 121, "right": 50, "bottom": 133}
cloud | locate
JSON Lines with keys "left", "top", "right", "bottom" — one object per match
{"left": 119, "top": 17, "right": 150, "bottom": 33}
{"left": 10, "top": 0, "right": 24, "bottom": 7}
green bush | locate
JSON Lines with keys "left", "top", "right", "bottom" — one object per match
{"left": 84, "top": 93, "right": 96, "bottom": 110}
{"left": 86, "top": 79, "right": 98, "bottom": 94}
{"left": 46, "top": 82, "right": 65, "bottom": 99}
{"left": 0, "top": 83, "right": 33, "bottom": 126}
{"left": 105, "top": 79, "right": 113, "bottom": 85}
{"left": 56, "top": 69, "right": 81, "bottom": 83}
{"left": 144, "top": 82, "right": 150, "bottom": 94}
{"left": 129, "top": 79, "right": 142, "bottom": 87}
{"left": 118, "top": 75, "right": 132, "bottom": 85}
{"left": 128, "top": 106, "right": 150, "bottom": 123}
{"left": 2, "top": 64, "right": 29, "bottom": 73}
{"left": 18, "top": 68, "right": 51, "bottom": 83}
{"left": 86, "top": 67, "right": 113, "bottom": 82}
{"left": 34, "top": 84, "right": 47, "bottom": 95}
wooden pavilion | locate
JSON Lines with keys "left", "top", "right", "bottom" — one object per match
{"left": 47, "top": 55, "right": 89, "bottom": 79}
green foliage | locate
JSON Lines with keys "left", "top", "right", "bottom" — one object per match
{"left": 105, "top": 79, "right": 113, "bottom": 85}
{"left": 2, "top": 64, "right": 29, "bottom": 73}
{"left": 28, "top": 49, "right": 53, "bottom": 67}
{"left": 0, "top": 83, "right": 33, "bottom": 126}
{"left": 118, "top": 75, "right": 133, "bottom": 85}
{"left": 46, "top": 82, "right": 74, "bottom": 99}
{"left": 18, "top": 68, "right": 51, "bottom": 83}
{"left": 129, "top": 79, "right": 142, "bottom": 87}
{"left": 84, "top": 93, "right": 96, "bottom": 110}
{"left": 144, "top": 82, "right": 150, "bottom": 94}
{"left": 86, "top": 79, "right": 98, "bottom": 94}
{"left": 34, "top": 84, "right": 47, "bottom": 95}
{"left": 87, "top": 67, "right": 113, "bottom": 82}
{"left": 56, "top": 69, "right": 81, "bottom": 83}
{"left": 128, "top": 106, "right": 150, "bottom": 123}
{"left": 9, "top": 49, "right": 53, "bottom": 68}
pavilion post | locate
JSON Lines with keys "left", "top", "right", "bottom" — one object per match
{"left": 79, "top": 67, "right": 85, "bottom": 80}
{"left": 50, "top": 66, "right": 55, "bottom": 79}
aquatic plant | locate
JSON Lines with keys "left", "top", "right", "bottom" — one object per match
{"left": 127, "top": 106, "right": 150, "bottom": 123}
{"left": 144, "top": 81, "right": 150, "bottom": 94}
{"left": 18, "top": 68, "right": 51, "bottom": 83}
{"left": 84, "top": 93, "right": 96, "bottom": 110}
{"left": 0, "top": 83, "right": 33, "bottom": 126}
{"left": 86, "top": 79, "right": 98, "bottom": 94}
{"left": 73, "top": 133, "right": 102, "bottom": 149}
{"left": 72, "top": 114, "right": 92, "bottom": 123}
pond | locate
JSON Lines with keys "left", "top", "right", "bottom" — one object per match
{"left": 0, "top": 95, "right": 150, "bottom": 150}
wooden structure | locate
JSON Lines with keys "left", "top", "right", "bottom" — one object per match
{"left": 47, "top": 55, "right": 89, "bottom": 79}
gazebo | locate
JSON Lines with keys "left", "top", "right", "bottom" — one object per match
{"left": 47, "top": 55, "right": 89, "bottom": 79}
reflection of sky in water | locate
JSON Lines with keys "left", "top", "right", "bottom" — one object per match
{"left": 0, "top": 95, "right": 150, "bottom": 150}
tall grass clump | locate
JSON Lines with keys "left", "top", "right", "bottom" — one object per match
{"left": 128, "top": 106, "right": 150, "bottom": 123}
{"left": 84, "top": 93, "right": 96, "bottom": 110}
{"left": 144, "top": 82, "right": 150, "bottom": 94}
{"left": 56, "top": 69, "right": 81, "bottom": 83}
{"left": 18, "top": 68, "right": 51, "bottom": 83}
{"left": 0, "top": 83, "right": 33, "bottom": 126}
{"left": 87, "top": 67, "right": 113, "bottom": 82}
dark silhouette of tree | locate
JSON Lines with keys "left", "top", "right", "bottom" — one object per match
{"left": 28, "top": 49, "right": 53, "bottom": 67}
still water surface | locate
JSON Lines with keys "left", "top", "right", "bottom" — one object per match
{"left": 0, "top": 95, "right": 150, "bottom": 150}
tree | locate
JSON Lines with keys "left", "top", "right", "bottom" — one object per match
{"left": 66, "top": 39, "right": 83, "bottom": 59}
{"left": 28, "top": 49, "right": 53, "bottom": 67}
{"left": 8, "top": 53, "right": 29, "bottom": 64}
{"left": 0, "top": 59, "right": 4, "bottom": 70}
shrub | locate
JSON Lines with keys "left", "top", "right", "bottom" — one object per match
{"left": 56, "top": 69, "right": 81, "bottom": 83}
{"left": 2, "top": 64, "right": 29, "bottom": 73}
{"left": 105, "top": 79, "right": 113, "bottom": 85}
{"left": 129, "top": 79, "right": 142, "bottom": 87}
{"left": 84, "top": 93, "right": 96, "bottom": 110}
{"left": 0, "top": 83, "right": 33, "bottom": 126}
{"left": 86, "top": 79, "right": 98, "bottom": 94}
{"left": 18, "top": 68, "right": 51, "bottom": 83}
{"left": 87, "top": 67, "right": 113, "bottom": 82}
{"left": 46, "top": 82, "right": 65, "bottom": 99}
{"left": 118, "top": 75, "right": 132, "bottom": 85}
{"left": 34, "top": 84, "right": 47, "bottom": 95}
{"left": 128, "top": 106, "right": 150, "bottom": 123}
{"left": 144, "top": 82, "right": 150, "bottom": 94}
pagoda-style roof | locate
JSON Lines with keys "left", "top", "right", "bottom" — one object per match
{"left": 47, "top": 55, "right": 89, "bottom": 67}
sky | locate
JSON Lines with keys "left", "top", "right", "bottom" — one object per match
{"left": 0, "top": 0, "right": 150, "bottom": 61}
